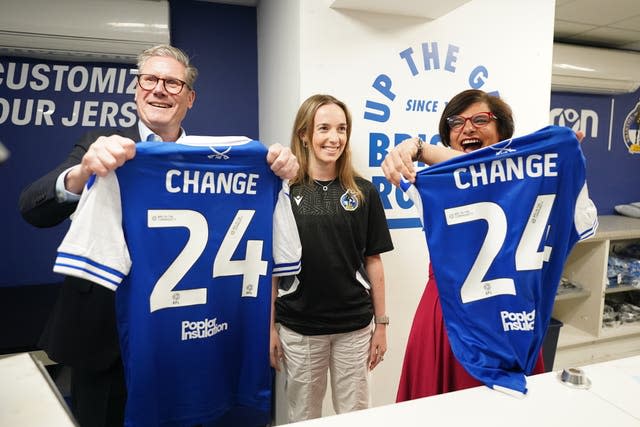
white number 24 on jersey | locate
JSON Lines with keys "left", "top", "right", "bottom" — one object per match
{"left": 147, "top": 209, "right": 267, "bottom": 312}
{"left": 444, "top": 194, "right": 555, "bottom": 303}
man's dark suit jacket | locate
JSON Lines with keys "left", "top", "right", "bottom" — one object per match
{"left": 19, "top": 127, "right": 140, "bottom": 372}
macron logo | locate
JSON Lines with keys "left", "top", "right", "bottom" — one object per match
{"left": 181, "top": 317, "right": 228, "bottom": 341}
{"left": 500, "top": 309, "right": 535, "bottom": 332}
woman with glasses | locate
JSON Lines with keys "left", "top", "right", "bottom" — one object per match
{"left": 382, "top": 89, "right": 517, "bottom": 178}
{"left": 382, "top": 89, "right": 549, "bottom": 400}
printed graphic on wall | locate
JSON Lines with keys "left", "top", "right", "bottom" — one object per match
{"left": 549, "top": 106, "right": 600, "bottom": 140}
{"left": 0, "top": 60, "right": 137, "bottom": 128}
{"left": 0, "top": 57, "right": 137, "bottom": 286}
{"left": 361, "top": 41, "right": 502, "bottom": 229}
{"left": 550, "top": 92, "right": 640, "bottom": 215}
{"left": 623, "top": 101, "right": 640, "bottom": 154}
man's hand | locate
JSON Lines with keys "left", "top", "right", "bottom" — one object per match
{"left": 65, "top": 135, "right": 136, "bottom": 194}
{"left": 267, "top": 143, "right": 299, "bottom": 180}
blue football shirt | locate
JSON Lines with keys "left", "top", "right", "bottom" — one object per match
{"left": 54, "top": 137, "right": 301, "bottom": 426}
{"left": 402, "top": 126, "right": 597, "bottom": 394}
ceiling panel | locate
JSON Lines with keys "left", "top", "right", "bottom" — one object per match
{"left": 566, "top": 27, "right": 640, "bottom": 46}
{"left": 553, "top": 0, "right": 640, "bottom": 52}
{"left": 200, "top": 0, "right": 640, "bottom": 53}
{"left": 554, "top": 20, "right": 596, "bottom": 39}
{"left": 609, "top": 14, "right": 640, "bottom": 31}
{"left": 555, "top": 0, "right": 639, "bottom": 25}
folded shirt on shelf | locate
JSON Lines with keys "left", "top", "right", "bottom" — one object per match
{"left": 614, "top": 202, "right": 640, "bottom": 218}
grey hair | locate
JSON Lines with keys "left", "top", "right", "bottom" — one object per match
{"left": 137, "top": 44, "right": 198, "bottom": 89}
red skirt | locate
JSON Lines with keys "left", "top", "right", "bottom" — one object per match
{"left": 396, "top": 264, "right": 545, "bottom": 402}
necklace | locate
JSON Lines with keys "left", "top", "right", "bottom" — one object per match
{"left": 313, "top": 178, "right": 335, "bottom": 192}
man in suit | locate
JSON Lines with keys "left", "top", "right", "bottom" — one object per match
{"left": 19, "top": 44, "right": 299, "bottom": 427}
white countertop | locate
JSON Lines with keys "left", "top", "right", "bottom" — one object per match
{"left": 3, "top": 352, "right": 639, "bottom": 426}
{"left": 0, "top": 352, "right": 76, "bottom": 427}
{"left": 282, "top": 355, "right": 640, "bottom": 426}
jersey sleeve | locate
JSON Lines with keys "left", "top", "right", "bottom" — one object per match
{"left": 400, "top": 178, "right": 425, "bottom": 228}
{"left": 575, "top": 183, "right": 598, "bottom": 240}
{"left": 53, "top": 173, "right": 131, "bottom": 290}
{"left": 272, "top": 180, "right": 302, "bottom": 277}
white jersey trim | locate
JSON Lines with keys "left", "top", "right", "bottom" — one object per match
{"left": 272, "top": 180, "right": 302, "bottom": 277}
{"left": 575, "top": 183, "right": 598, "bottom": 241}
{"left": 54, "top": 172, "right": 132, "bottom": 290}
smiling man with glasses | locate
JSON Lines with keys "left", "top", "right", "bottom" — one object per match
{"left": 19, "top": 44, "right": 299, "bottom": 427}
{"left": 136, "top": 74, "right": 191, "bottom": 94}
{"left": 132, "top": 47, "right": 197, "bottom": 145}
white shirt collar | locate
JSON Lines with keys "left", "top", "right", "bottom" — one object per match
{"left": 137, "top": 121, "right": 186, "bottom": 142}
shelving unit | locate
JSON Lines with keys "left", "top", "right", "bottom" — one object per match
{"left": 555, "top": 288, "right": 591, "bottom": 302}
{"left": 552, "top": 215, "right": 640, "bottom": 369}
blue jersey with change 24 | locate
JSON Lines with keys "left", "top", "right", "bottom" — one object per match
{"left": 54, "top": 137, "right": 301, "bottom": 426}
{"left": 402, "top": 126, "right": 597, "bottom": 395}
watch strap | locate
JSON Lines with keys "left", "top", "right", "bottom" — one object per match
{"left": 374, "top": 315, "right": 389, "bottom": 325}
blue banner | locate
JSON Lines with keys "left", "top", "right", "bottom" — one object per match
{"left": 550, "top": 90, "right": 640, "bottom": 215}
{"left": 0, "top": 57, "right": 136, "bottom": 286}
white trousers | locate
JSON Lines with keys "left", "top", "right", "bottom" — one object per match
{"left": 277, "top": 323, "right": 372, "bottom": 423}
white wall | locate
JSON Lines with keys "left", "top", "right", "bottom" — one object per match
{"left": 257, "top": 0, "right": 301, "bottom": 146}
{"left": 259, "top": 0, "right": 556, "bottom": 422}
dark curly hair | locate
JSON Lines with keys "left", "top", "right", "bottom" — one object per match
{"left": 438, "top": 89, "right": 514, "bottom": 147}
